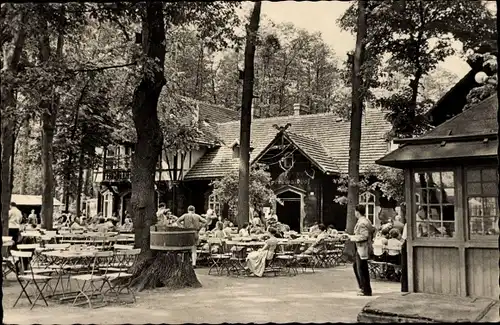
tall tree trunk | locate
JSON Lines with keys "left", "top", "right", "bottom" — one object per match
{"left": 0, "top": 8, "right": 27, "bottom": 235}
{"left": 19, "top": 118, "right": 31, "bottom": 194}
{"left": 75, "top": 146, "right": 85, "bottom": 219}
{"left": 237, "top": 1, "right": 262, "bottom": 228}
{"left": 131, "top": 2, "right": 166, "bottom": 257}
{"left": 346, "top": 0, "right": 367, "bottom": 234}
{"left": 39, "top": 4, "right": 64, "bottom": 229}
{"left": 496, "top": 0, "right": 499, "bottom": 227}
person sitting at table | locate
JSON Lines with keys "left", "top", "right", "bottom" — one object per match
{"left": 309, "top": 222, "right": 320, "bottom": 233}
{"left": 372, "top": 230, "right": 388, "bottom": 261}
{"left": 96, "top": 218, "right": 109, "bottom": 233}
{"left": 27, "top": 210, "right": 37, "bottom": 226}
{"left": 250, "top": 224, "right": 265, "bottom": 235}
{"left": 238, "top": 223, "right": 250, "bottom": 237}
{"left": 204, "top": 209, "right": 219, "bottom": 231}
{"left": 387, "top": 228, "right": 402, "bottom": 265}
{"left": 121, "top": 216, "right": 133, "bottom": 232}
{"left": 245, "top": 227, "right": 279, "bottom": 277}
{"left": 70, "top": 217, "right": 86, "bottom": 230}
{"left": 327, "top": 224, "right": 338, "bottom": 237}
{"left": 303, "top": 224, "right": 328, "bottom": 255}
{"left": 222, "top": 220, "right": 233, "bottom": 237}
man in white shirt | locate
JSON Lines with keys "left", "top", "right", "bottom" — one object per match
{"left": 9, "top": 202, "right": 23, "bottom": 249}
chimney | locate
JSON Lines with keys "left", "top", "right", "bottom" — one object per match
{"left": 293, "top": 103, "right": 309, "bottom": 116}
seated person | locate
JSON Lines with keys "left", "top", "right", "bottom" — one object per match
{"left": 70, "top": 218, "right": 85, "bottom": 230}
{"left": 121, "top": 217, "right": 133, "bottom": 232}
{"left": 327, "top": 224, "right": 338, "bottom": 237}
{"left": 250, "top": 224, "right": 265, "bottom": 235}
{"left": 238, "top": 223, "right": 250, "bottom": 237}
{"left": 251, "top": 213, "right": 262, "bottom": 227}
{"left": 392, "top": 215, "right": 405, "bottom": 233}
{"left": 372, "top": 231, "right": 388, "bottom": 260}
{"left": 213, "top": 221, "right": 226, "bottom": 239}
{"left": 304, "top": 224, "right": 328, "bottom": 254}
{"left": 164, "top": 209, "right": 178, "bottom": 226}
{"left": 309, "top": 222, "right": 320, "bottom": 233}
{"left": 222, "top": 221, "right": 233, "bottom": 237}
{"left": 387, "top": 228, "right": 402, "bottom": 265}
{"left": 245, "top": 227, "right": 279, "bottom": 277}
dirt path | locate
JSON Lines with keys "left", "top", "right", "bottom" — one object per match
{"left": 3, "top": 265, "right": 400, "bottom": 324}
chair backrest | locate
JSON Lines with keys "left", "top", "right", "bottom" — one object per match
{"left": 2, "top": 236, "right": 13, "bottom": 242}
{"left": 44, "top": 231, "right": 57, "bottom": 236}
{"left": 91, "top": 250, "right": 115, "bottom": 275}
{"left": 10, "top": 250, "right": 33, "bottom": 275}
{"left": 17, "top": 244, "right": 40, "bottom": 250}
{"left": 45, "top": 243, "right": 71, "bottom": 250}
{"left": 114, "top": 244, "right": 134, "bottom": 250}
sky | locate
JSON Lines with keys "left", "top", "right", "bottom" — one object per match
{"left": 256, "top": 1, "right": 473, "bottom": 79}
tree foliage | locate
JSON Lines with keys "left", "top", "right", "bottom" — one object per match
{"left": 339, "top": 0, "right": 496, "bottom": 138}
{"left": 211, "top": 164, "right": 277, "bottom": 221}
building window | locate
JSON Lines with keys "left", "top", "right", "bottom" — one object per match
{"left": 102, "top": 192, "right": 113, "bottom": 218}
{"left": 413, "top": 171, "right": 456, "bottom": 238}
{"left": 359, "top": 192, "right": 376, "bottom": 225}
{"left": 466, "top": 168, "right": 499, "bottom": 238}
{"left": 208, "top": 193, "right": 221, "bottom": 217}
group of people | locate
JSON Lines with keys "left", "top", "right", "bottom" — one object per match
{"left": 346, "top": 205, "right": 408, "bottom": 297}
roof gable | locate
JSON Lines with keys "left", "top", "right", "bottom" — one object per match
{"left": 185, "top": 109, "right": 392, "bottom": 180}
{"left": 377, "top": 95, "right": 498, "bottom": 168}
{"left": 421, "top": 94, "right": 497, "bottom": 139}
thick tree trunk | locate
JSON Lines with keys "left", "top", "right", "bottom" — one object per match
{"left": 39, "top": 4, "right": 64, "bottom": 230}
{"left": 0, "top": 9, "right": 27, "bottom": 235}
{"left": 237, "top": 1, "right": 261, "bottom": 228}
{"left": 346, "top": 0, "right": 367, "bottom": 234}
{"left": 75, "top": 147, "right": 85, "bottom": 219}
{"left": 130, "top": 2, "right": 166, "bottom": 258}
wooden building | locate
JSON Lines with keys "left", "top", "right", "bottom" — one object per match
{"left": 377, "top": 94, "right": 499, "bottom": 299}
{"left": 178, "top": 104, "right": 395, "bottom": 232}
{"left": 94, "top": 97, "right": 396, "bottom": 231}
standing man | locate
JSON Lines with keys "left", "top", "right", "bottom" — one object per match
{"left": 8, "top": 202, "right": 23, "bottom": 249}
{"left": 401, "top": 218, "right": 408, "bottom": 292}
{"left": 176, "top": 206, "right": 207, "bottom": 268}
{"left": 348, "top": 205, "right": 374, "bottom": 296}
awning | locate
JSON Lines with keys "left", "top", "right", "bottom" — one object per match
{"left": 10, "top": 194, "right": 63, "bottom": 206}
{"left": 376, "top": 139, "right": 497, "bottom": 169}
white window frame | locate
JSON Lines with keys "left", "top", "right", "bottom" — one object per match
{"left": 102, "top": 191, "right": 113, "bottom": 218}
{"left": 359, "top": 191, "right": 376, "bottom": 225}
{"left": 208, "top": 193, "right": 221, "bottom": 217}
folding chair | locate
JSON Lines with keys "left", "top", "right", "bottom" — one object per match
{"left": 104, "top": 248, "right": 140, "bottom": 303}
{"left": 11, "top": 250, "right": 53, "bottom": 310}
{"left": 207, "top": 238, "right": 230, "bottom": 275}
{"left": 72, "top": 251, "right": 114, "bottom": 308}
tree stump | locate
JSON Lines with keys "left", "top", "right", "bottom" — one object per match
{"left": 120, "top": 227, "right": 201, "bottom": 292}
{"left": 127, "top": 250, "right": 201, "bottom": 292}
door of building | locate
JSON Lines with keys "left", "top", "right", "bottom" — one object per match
{"left": 276, "top": 190, "right": 302, "bottom": 232}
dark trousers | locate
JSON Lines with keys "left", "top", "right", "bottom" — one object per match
{"left": 401, "top": 241, "right": 408, "bottom": 292}
{"left": 8, "top": 228, "right": 20, "bottom": 250}
{"left": 353, "top": 252, "right": 372, "bottom": 295}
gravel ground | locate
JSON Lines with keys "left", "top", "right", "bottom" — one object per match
{"left": 3, "top": 265, "right": 400, "bottom": 324}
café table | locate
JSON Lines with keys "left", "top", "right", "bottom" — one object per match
{"left": 41, "top": 249, "right": 96, "bottom": 300}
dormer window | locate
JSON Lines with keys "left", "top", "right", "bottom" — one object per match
{"left": 232, "top": 145, "right": 240, "bottom": 159}
{"left": 282, "top": 154, "right": 294, "bottom": 169}
{"left": 229, "top": 139, "right": 240, "bottom": 159}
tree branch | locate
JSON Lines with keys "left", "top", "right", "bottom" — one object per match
{"left": 70, "top": 61, "right": 138, "bottom": 73}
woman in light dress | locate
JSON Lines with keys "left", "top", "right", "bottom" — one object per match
{"left": 245, "top": 228, "right": 279, "bottom": 277}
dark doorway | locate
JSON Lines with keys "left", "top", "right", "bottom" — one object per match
{"left": 276, "top": 198, "right": 301, "bottom": 232}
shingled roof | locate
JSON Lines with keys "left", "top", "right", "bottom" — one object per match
{"left": 377, "top": 94, "right": 498, "bottom": 168}
{"left": 185, "top": 108, "right": 392, "bottom": 180}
